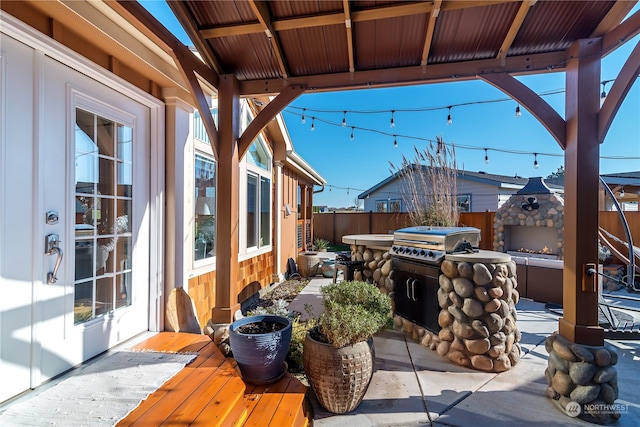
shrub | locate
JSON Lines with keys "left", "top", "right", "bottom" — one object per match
{"left": 318, "top": 281, "right": 393, "bottom": 348}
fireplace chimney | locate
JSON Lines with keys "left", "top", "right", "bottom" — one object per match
{"left": 516, "top": 177, "right": 552, "bottom": 195}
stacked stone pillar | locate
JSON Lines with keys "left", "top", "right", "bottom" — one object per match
{"left": 545, "top": 332, "right": 621, "bottom": 422}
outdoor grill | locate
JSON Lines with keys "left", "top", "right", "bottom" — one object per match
{"left": 391, "top": 226, "right": 481, "bottom": 333}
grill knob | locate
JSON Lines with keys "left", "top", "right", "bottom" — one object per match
{"left": 428, "top": 251, "right": 434, "bottom": 258}
{"left": 419, "top": 250, "right": 426, "bottom": 257}
{"left": 412, "top": 249, "right": 418, "bottom": 255}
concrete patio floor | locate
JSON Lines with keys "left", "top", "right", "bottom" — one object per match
{"left": 288, "top": 276, "right": 640, "bottom": 426}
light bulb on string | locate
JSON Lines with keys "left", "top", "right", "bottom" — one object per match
{"left": 342, "top": 111, "right": 347, "bottom": 127}
{"left": 515, "top": 104, "right": 521, "bottom": 117}
{"left": 346, "top": 188, "right": 350, "bottom": 195}
{"left": 390, "top": 110, "right": 395, "bottom": 128}
{"left": 350, "top": 127, "right": 355, "bottom": 141}
{"left": 301, "top": 109, "right": 306, "bottom": 124}
{"left": 310, "top": 117, "right": 315, "bottom": 131}
{"left": 534, "top": 153, "right": 539, "bottom": 169}
{"left": 484, "top": 148, "right": 489, "bottom": 164}
{"left": 601, "top": 82, "right": 608, "bottom": 102}
{"left": 447, "top": 106, "right": 452, "bottom": 125}
{"left": 393, "top": 135, "right": 398, "bottom": 149}
{"left": 620, "top": 188, "right": 625, "bottom": 198}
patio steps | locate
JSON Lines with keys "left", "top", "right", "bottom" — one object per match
{"left": 116, "top": 332, "right": 309, "bottom": 427}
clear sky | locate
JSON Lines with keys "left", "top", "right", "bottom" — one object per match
{"left": 140, "top": 1, "right": 640, "bottom": 209}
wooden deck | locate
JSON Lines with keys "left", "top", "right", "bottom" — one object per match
{"left": 116, "top": 332, "right": 310, "bottom": 427}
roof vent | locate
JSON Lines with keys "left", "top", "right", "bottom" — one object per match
{"left": 516, "top": 177, "right": 552, "bottom": 195}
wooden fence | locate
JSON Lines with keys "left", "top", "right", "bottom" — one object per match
{"left": 313, "top": 211, "right": 640, "bottom": 253}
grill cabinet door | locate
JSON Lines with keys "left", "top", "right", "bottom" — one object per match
{"left": 392, "top": 258, "right": 441, "bottom": 334}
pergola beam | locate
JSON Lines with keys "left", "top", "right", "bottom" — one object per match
{"left": 480, "top": 72, "right": 566, "bottom": 149}
{"left": 167, "top": 0, "right": 224, "bottom": 75}
{"left": 240, "top": 50, "right": 567, "bottom": 96}
{"left": 497, "top": 0, "right": 536, "bottom": 61}
{"left": 238, "top": 85, "right": 306, "bottom": 158}
{"left": 343, "top": 0, "right": 355, "bottom": 73}
{"left": 247, "top": 0, "right": 289, "bottom": 79}
{"left": 421, "top": 0, "right": 441, "bottom": 66}
{"left": 599, "top": 40, "right": 640, "bottom": 144}
{"left": 601, "top": 9, "right": 640, "bottom": 58}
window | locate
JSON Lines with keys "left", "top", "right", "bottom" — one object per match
{"left": 195, "top": 154, "right": 216, "bottom": 261}
{"left": 193, "top": 108, "right": 218, "bottom": 144}
{"left": 376, "top": 201, "right": 388, "bottom": 212}
{"left": 240, "top": 102, "right": 272, "bottom": 253}
{"left": 389, "top": 199, "right": 402, "bottom": 212}
{"left": 457, "top": 194, "right": 471, "bottom": 212}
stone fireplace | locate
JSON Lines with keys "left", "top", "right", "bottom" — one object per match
{"left": 493, "top": 177, "right": 564, "bottom": 260}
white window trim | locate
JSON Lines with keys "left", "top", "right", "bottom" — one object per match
{"left": 238, "top": 102, "right": 272, "bottom": 260}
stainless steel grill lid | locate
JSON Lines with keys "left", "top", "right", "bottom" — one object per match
{"left": 393, "top": 226, "right": 480, "bottom": 252}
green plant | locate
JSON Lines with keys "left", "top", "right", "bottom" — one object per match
{"left": 313, "top": 238, "right": 330, "bottom": 250}
{"left": 289, "top": 316, "right": 318, "bottom": 369}
{"left": 317, "top": 281, "right": 393, "bottom": 348}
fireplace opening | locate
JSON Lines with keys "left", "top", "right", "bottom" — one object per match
{"left": 504, "top": 225, "right": 559, "bottom": 259}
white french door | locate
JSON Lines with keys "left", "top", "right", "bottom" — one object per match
{"left": 36, "top": 55, "right": 151, "bottom": 383}
{"left": 0, "top": 33, "right": 153, "bottom": 402}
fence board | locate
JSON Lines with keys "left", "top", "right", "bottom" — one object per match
{"left": 313, "top": 211, "right": 639, "bottom": 254}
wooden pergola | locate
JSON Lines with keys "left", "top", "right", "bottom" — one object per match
{"left": 114, "top": 0, "right": 640, "bottom": 346}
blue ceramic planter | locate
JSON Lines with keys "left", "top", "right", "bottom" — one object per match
{"left": 229, "top": 314, "right": 292, "bottom": 384}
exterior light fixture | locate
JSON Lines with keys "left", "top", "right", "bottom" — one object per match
{"left": 310, "top": 117, "right": 315, "bottom": 131}
{"left": 484, "top": 148, "right": 489, "bottom": 164}
{"left": 342, "top": 111, "right": 347, "bottom": 127}
{"left": 350, "top": 127, "right": 355, "bottom": 141}
{"left": 301, "top": 109, "right": 306, "bottom": 124}
{"left": 534, "top": 153, "right": 539, "bottom": 169}
{"left": 390, "top": 110, "right": 395, "bottom": 128}
{"left": 515, "top": 104, "right": 521, "bottom": 117}
{"left": 447, "top": 106, "right": 452, "bottom": 125}
{"left": 393, "top": 135, "right": 398, "bottom": 149}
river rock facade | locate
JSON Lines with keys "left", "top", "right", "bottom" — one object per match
{"left": 394, "top": 257, "right": 522, "bottom": 372}
{"left": 349, "top": 244, "right": 394, "bottom": 295}
{"left": 545, "top": 332, "right": 621, "bottom": 423}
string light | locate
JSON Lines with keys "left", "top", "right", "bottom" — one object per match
{"left": 350, "top": 126, "right": 355, "bottom": 141}
{"left": 447, "top": 106, "right": 452, "bottom": 125}
{"left": 534, "top": 153, "right": 539, "bottom": 169}
{"left": 484, "top": 148, "right": 489, "bottom": 164}
{"left": 301, "top": 109, "right": 306, "bottom": 124}
{"left": 620, "top": 188, "right": 625, "bottom": 198}
{"left": 515, "top": 104, "right": 521, "bottom": 117}
{"left": 342, "top": 111, "right": 347, "bottom": 127}
{"left": 393, "top": 135, "right": 398, "bottom": 149}
{"left": 390, "top": 110, "right": 395, "bottom": 128}
{"left": 310, "top": 117, "right": 315, "bottom": 131}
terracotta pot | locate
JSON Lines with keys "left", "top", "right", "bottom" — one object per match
{"left": 303, "top": 331, "right": 375, "bottom": 414}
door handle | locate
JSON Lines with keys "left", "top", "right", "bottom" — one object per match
{"left": 45, "top": 234, "right": 63, "bottom": 284}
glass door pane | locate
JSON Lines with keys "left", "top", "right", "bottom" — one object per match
{"left": 74, "top": 109, "right": 133, "bottom": 325}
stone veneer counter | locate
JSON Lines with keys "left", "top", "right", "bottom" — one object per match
{"left": 395, "top": 250, "right": 522, "bottom": 373}
{"left": 343, "top": 234, "right": 394, "bottom": 292}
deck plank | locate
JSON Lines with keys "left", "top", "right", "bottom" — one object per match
{"left": 242, "top": 376, "right": 292, "bottom": 427}
{"left": 268, "top": 377, "right": 308, "bottom": 427}
{"left": 116, "top": 332, "right": 309, "bottom": 427}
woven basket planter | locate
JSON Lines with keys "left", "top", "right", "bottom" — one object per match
{"left": 297, "top": 252, "right": 320, "bottom": 278}
{"left": 303, "top": 331, "right": 375, "bottom": 414}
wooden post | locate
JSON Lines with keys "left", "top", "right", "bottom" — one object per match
{"left": 558, "top": 39, "right": 604, "bottom": 346}
{"left": 212, "top": 75, "right": 240, "bottom": 323}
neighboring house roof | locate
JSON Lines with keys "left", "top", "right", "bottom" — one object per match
{"left": 357, "top": 166, "right": 562, "bottom": 199}
{"left": 601, "top": 171, "right": 640, "bottom": 187}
